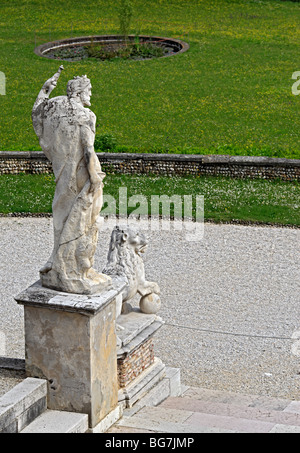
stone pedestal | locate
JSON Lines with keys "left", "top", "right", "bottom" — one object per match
{"left": 116, "top": 310, "right": 166, "bottom": 408}
{"left": 15, "top": 279, "right": 126, "bottom": 431}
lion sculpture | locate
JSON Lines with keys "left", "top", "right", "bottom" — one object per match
{"left": 103, "top": 225, "right": 161, "bottom": 318}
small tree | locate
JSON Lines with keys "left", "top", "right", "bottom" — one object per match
{"left": 119, "top": 0, "right": 133, "bottom": 43}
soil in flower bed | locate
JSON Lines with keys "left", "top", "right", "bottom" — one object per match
{"left": 45, "top": 40, "right": 173, "bottom": 61}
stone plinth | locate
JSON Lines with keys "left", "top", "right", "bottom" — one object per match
{"left": 15, "top": 279, "right": 126, "bottom": 430}
{"left": 116, "top": 310, "right": 166, "bottom": 408}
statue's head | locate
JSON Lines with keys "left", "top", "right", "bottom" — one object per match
{"left": 67, "top": 75, "right": 92, "bottom": 107}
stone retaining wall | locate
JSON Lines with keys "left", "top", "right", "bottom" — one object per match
{"left": 0, "top": 151, "right": 299, "bottom": 181}
{"left": 0, "top": 152, "right": 52, "bottom": 175}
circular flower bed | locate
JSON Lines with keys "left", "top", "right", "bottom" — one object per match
{"left": 34, "top": 35, "right": 189, "bottom": 62}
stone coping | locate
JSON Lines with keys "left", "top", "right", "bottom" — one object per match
{"left": 15, "top": 278, "right": 127, "bottom": 317}
{"left": 117, "top": 310, "right": 164, "bottom": 356}
{"left": 1, "top": 150, "right": 299, "bottom": 167}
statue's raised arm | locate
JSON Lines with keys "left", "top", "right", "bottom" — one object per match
{"left": 33, "top": 65, "right": 64, "bottom": 112}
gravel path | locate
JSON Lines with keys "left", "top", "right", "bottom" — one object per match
{"left": 0, "top": 218, "right": 299, "bottom": 399}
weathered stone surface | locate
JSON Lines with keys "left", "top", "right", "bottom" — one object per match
{"left": 87, "top": 405, "right": 123, "bottom": 434}
{"left": 31, "top": 67, "right": 111, "bottom": 294}
{"left": 15, "top": 279, "right": 126, "bottom": 316}
{"left": 116, "top": 310, "right": 164, "bottom": 391}
{"left": 15, "top": 279, "right": 126, "bottom": 428}
{"left": 22, "top": 303, "right": 117, "bottom": 427}
{"left": 0, "top": 378, "right": 47, "bottom": 433}
{"left": 117, "top": 311, "right": 163, "bottom": 350}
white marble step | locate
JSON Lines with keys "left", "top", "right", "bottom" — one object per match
{"left": 20, "top": 409, "right": 88, "bottom": 434}
{"left": 109, "top": 386, "right": 300, "bottom": 434}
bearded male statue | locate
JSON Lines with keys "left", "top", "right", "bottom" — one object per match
{"left": 32, "top": 66, "right": 111, "bottom": 294}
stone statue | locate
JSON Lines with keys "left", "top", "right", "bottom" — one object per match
{"left": 103, "top": 225, "right": 161, "bottom": 316}
{"left": 32, "top": 66, "right": 112, "bottom": 294}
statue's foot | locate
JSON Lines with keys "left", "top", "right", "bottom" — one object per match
{"left": 41, "top": 267, "right": 112, "bottom": 295}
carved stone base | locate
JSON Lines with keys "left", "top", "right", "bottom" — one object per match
{"left": 40, "top": 269, "right": 112, "bottom": 295}
{"left": 15, "top": 278, "right": 126, "bottom": 429}
{"left": 118, "top": 357, "right": 166, "bottom": 409}
{"left": 118, "top": 337, "right": 154, "bottom": 388}
{"left": 116, "top": 310, "right": 167, "bottom": 408}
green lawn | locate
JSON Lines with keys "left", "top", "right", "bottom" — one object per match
{"left": 1, "top": 0, "right": 300, "bottom": 158}
{"left": 0, "top": 173, "right": 299, "bottom": 226}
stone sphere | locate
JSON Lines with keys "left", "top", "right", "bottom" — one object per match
{"left": 139, "top": 293, "right": 161, "bottom": 314}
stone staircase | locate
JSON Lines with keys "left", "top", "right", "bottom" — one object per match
{"left": 0, "top": 378, "right": 88, "bottom": 434}
{"left": 109, "top": 386, "right": 300, "bottom": 433}
{"left": 2, "top": 376, "right": 300, "bottom": 433}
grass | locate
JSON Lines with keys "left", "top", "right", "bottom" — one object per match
{"left": 0, "top": 173, "right": 299, "bottom": 226}
{"left": 1, "top": 0, "right": 300, "bottom": 158}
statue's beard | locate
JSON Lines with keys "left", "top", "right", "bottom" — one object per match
{"left": 80, "top": 93, "right": 91, "bottom": 107}
{"left": 83, "top": 99, "right": 91, "bottom": 107}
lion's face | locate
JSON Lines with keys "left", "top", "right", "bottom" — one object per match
{"left": 112, "top": 225, "right": 148, "bottom": 254}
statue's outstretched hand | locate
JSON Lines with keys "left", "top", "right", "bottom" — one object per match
{"left": 41, "top": 66, "right": 64, "bottom": 97}
{"left": 33, "top": 66, "right": 64, "bottom": 112}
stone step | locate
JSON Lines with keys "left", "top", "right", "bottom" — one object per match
{"left": 0, "top": 377, "right": 89, "bottom": 433}
{"left": 0, "top": 377, "right": 47, "bottom": 433}
{"left": 20, "top": 410, "right": 89, "bottom": 434}
{"left": 109, "top": 387, "right": 300, "bottom": 433}
{"left": 176, "top": 387, "right": 299, "bottom": 412}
